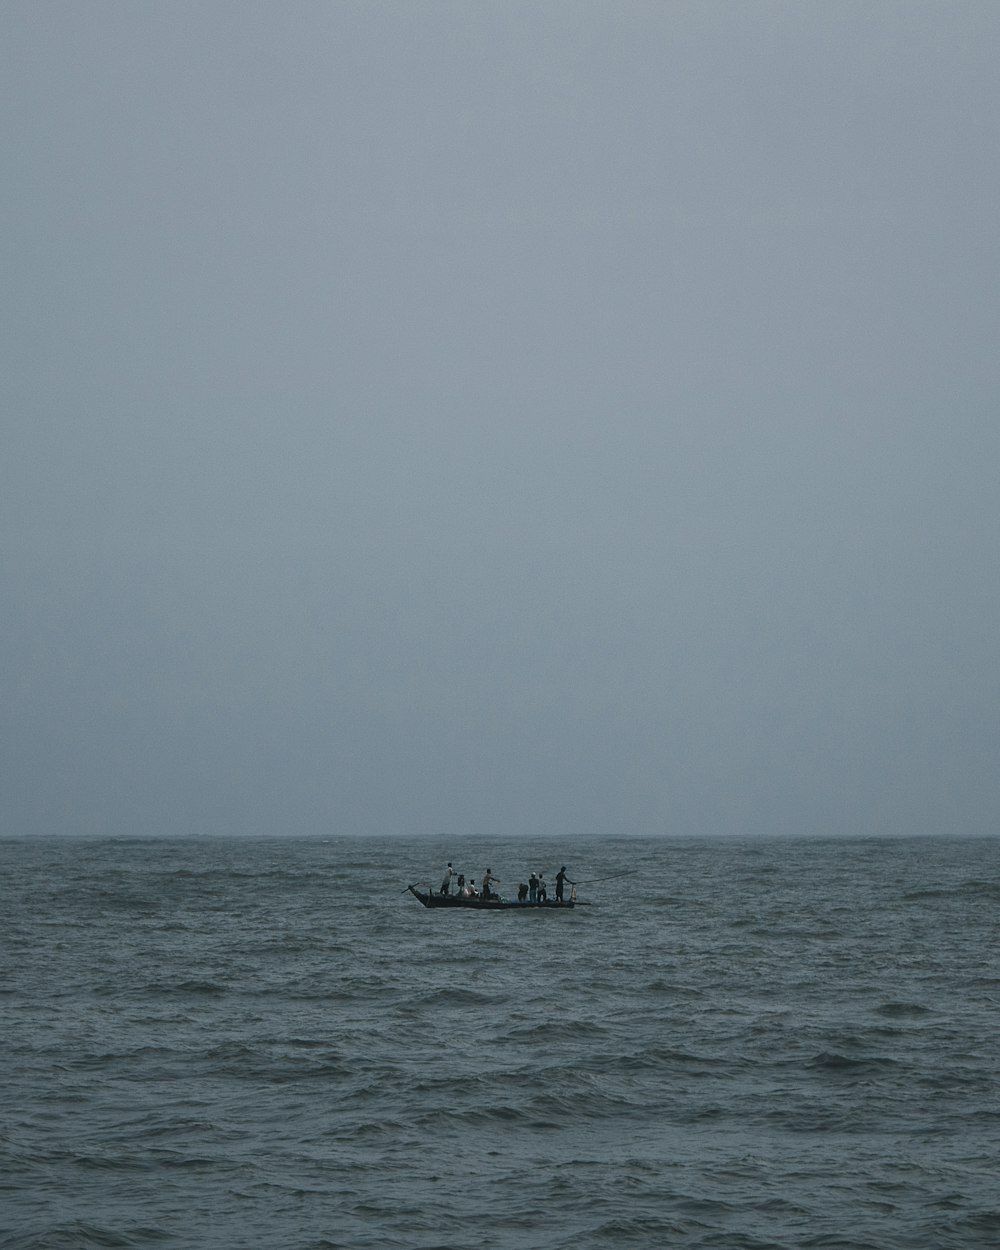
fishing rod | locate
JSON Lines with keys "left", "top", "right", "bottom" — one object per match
{"left": 570, "top": 871, "right": 636, "bottom": 885}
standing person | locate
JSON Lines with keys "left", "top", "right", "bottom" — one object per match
{"left": 537, "top": 872, "right": 547, "bottom": 902}
{"left": 555, "top": 866, "right": 574, "bottom": 902}
{"left": 528, "top": 873, "right": 538, "bottom": 903}
{"left": 482, "top": 867, "right": 499, "bottom": 900}
{"left": 440, "top": 862, "right": 456, "bottom": 896}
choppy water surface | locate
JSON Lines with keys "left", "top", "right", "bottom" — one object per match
{"left": 3, "top": 835, "right": 999, "bottom": 1249}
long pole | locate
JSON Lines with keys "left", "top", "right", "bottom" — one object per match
{"left": 571, "top": 871, "right": 635, "bottom": 885}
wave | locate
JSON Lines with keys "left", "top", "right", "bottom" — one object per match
{"left": 573, "top": 1216, "right": 691, "bottom": 1245}
{"left": 500, "top": 1018, "right": 609, "bottom": 1042}
{"left": 2, "top": 1221, "right": 171, "bottom": 1249}
{"left": 139, "top": 979, "right": 227, "bottom": 996}
{"left": 196, "top": 1041, "right": 352, "bottom": 1082}
{"left": 408, "top": 1085, "right": 636, "bottom": 1130}
{"left": 643, "top": 978, "right": 705, "bottom": 998}
{"left": 872, "top": 1001, "right": 931, "bottom": 1017}
{"left": 957, "top": 879, "right": 1000, "bottom": 899}
{"left": 806, "top": 1051, "right": 902, "bottom": 1074}
{"left": 903, "top": 880, "right": 1000, "bottom": 902}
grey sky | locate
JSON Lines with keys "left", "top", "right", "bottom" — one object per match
{"left": 3, "top": 2, "right": 998, "bottom": 838}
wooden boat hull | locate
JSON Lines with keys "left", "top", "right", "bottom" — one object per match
{"left": 407, "top": 885, "right": 574, "bottom": 910}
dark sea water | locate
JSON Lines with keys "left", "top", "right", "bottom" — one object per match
{"left": 2, "top": 835, "right": 999, "bottom": 1250}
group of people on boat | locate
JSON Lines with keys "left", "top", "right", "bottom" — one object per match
{"left": 439, "top": 862, "right": 576, "bottom": 903}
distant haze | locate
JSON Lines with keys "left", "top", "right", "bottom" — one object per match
{"left": 3, "top": 2, "right": 998, "bottom": 838}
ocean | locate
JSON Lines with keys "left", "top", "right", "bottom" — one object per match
{"left": 2, "top": 834, "right": 998, "bottom": 1250}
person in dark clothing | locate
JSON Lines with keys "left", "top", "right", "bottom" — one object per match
{"left": 555, "top": 866, "right": 575, "bottom": 902}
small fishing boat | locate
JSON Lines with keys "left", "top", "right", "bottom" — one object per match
{"left": 406, "top": 885, "right": 575, "bottom": 910}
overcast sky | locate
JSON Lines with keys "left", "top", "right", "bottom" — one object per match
{"left": 3, "top": 2, "right": 998, "bottom": 838}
